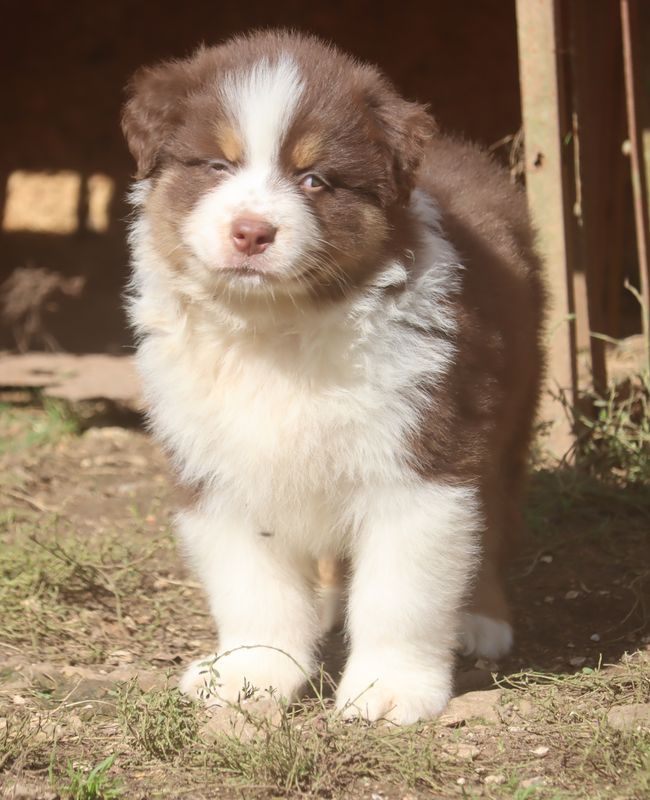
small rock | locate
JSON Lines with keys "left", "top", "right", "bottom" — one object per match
{"left": 569, "top": 656, "right": 586, "bottom": 667}
{"left": 532, "top": 745, "right": 549, "bottom": 757}
{"left": 484, "top": 774, "right": 505, "bottom": 785}
{"left": 439, "top": 689, "right": 503, "bottom": 726}
{"left": 606, "top": 704, "right": 650, "bottom": 732}
{"left": 590, "top": 633, "right": 601, "bottom": 642}
{"left": 473, "top": 659, "right": 499, "bottom": 671}
{"left": 521, "top": 776, "right": 545, "bottom": 789}
{"left": 565, "top": 590, "right": 580, "bottom": 600}
{"left": 540, "top": 554, "right": 553, "bottom": 563}
{"left": 515, "top": 699, "right": 535, "bottom": 718}
{"left": 445, "top": 743, "right": 480, "bottom": 760}
{"left": 107, "top": 649, "right": 135, "bottom": 664}
{"left": 201, "top": 695, "right": 284, "bottom": 742}
{"left": 544, "top": 595, "right": 554, "bottom": 604}
{"left": 456, "top": 777, "right": 466, "bottom": 786}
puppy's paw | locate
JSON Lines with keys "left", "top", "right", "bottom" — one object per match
{"left": 335, "top": 657, "right": 452, "bottom": 724}
{"left": 179, "top": 646, "right": 310, "bottom": 706}
{"left": 459, "top": 613, "right": 513, "bottom": 660}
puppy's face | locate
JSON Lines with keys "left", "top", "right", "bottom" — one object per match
{"left": 123, "top": 32, "right": 435, "bottom": 300}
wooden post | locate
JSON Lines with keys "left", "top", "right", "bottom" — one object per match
{"left": 516, "top": 0, "right": 577, "bottom": 459}
{"left": 569, "top": 0, "right": 624, "bottom": 395}
{"left": 621, "top": 0, "right": 650, "bottom": 371}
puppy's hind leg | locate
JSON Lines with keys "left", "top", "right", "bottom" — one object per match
{"left": 316, "top": 557, "right": 347, "bottom": 635}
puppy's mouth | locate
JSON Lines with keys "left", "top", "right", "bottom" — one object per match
{"left": 220, "top": 262, "right": 276, "bottom": 279}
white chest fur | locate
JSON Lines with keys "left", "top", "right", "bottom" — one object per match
{"left": 129, "top": 196, "right": 461, "bottom": 551}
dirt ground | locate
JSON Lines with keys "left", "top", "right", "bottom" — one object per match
{"left": 1, "top": 399, "right": 649, "bottom": 799}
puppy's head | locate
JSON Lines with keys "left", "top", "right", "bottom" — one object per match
{"left": 123, "top": 31, "right": 435, "bottom": 300}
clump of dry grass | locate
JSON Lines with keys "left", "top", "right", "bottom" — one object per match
{"left": 201, "top": 701, "right": 442, "bottom": 795}
{"left": 116, "top": 680, "right": 199, "bottom": 761}
{"left": 497, "top": 653, "right": 650, "bottom": 798}
{"left": 114, "top": 675, "right": 444, "bottom": 796}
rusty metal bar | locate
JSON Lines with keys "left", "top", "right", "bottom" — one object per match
{"left": 515, "top": 0, "right": 577, "bottom": 458}
{"left": 621, "top": 0, "right": 650, "bottom": 370}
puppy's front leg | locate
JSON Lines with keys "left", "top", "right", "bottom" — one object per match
{"left": 336, "top": 483, "right": 480, "bottom": 724}
{"left": 177, "top": 498, "right": 319, "bottom": 705}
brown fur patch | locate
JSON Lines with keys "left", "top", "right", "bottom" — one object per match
{"left": 216, "top": 124, "right": 243, "bottom": 163}
{"left": 291, "top": 133, "right": 323, "bottom": 170}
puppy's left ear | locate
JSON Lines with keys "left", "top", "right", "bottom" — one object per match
{"left": 359, "top": 69, "right": 437, "bottom": 205}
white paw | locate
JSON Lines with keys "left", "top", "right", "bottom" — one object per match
{"left": 178, "top": 645, "right": 310, "bottom": 706}
{"left": 459, "top": 613, "right": 513, "bottom": 660}
{"left": 335, "top": 657, "right": 452, "bottom": 724}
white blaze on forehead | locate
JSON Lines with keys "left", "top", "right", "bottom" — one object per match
{"left": 221, "top": 56, "right": 303, "bottom": 167}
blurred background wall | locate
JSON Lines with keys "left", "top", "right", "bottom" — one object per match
{"left": 1, "top": 0, "right": 647, "bottom": 355}
{"left": 0, "top": 0, "right": 522, "bottom": 353}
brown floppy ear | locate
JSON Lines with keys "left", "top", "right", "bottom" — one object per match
{"left": 358, "top": 68, "right": 437, "bottom": 205}
{"left": 121, "top": 52, "right": 206, "bottom": 179}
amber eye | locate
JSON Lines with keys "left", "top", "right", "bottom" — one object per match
{"left": 299, "top": 173, "right": 327, "bottom": 192}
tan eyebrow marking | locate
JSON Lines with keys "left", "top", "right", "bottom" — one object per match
{"left": 292, "top": 133, "right": 323, "bottom": 170}
{"left": 216, "top": 124, "right": 243, "bottom": 163}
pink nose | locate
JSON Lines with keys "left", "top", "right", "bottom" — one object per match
{"left": 231, "top": 217, "right": 277, "bottom": 256}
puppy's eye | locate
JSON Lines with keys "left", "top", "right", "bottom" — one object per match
{"left": 299, "top": 173, "right": 327, "bottom": 192}
{"left": 208, "top": 159, "right": 232, "bottom": 173}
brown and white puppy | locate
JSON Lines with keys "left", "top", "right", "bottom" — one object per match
{"left": 122, "top": 30, "right": 544, "bottom": 723}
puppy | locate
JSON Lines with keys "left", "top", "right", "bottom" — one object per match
{"left": 122, "top": 30, "right": 544, "bottom": 724}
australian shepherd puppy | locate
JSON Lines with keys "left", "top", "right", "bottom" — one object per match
{"left": 122, "top": 30, "right": 544, "bottom": 724}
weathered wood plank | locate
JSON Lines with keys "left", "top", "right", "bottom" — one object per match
{"left": 515, "top": 0, "right": 577, "bottom": 458}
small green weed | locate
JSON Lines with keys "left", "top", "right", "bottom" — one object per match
{"left": 59, "top": 754, "right": 122, "bottom": 800}
{"left": 0, "top": 399, "right": 79, "bottom": 454}
{"left": 564, "top": 372, "right": 650, "bottom": 484}
{"left": 116, "top": 680, "right": 200, "bottom": 760}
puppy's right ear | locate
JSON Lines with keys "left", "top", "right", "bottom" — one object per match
{"left": 121, "top": 53, "right": 203, "bottom": 179}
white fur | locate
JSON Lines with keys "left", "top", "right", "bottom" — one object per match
{"left": 336, "top": 482, "right": 479, "bottom": 723}
{"left": 459, "top": 613, "right": 513, "bottom": 661}
{"left": 183, "top": 57, "right": 317, "bottom": 287}
{"left": 221, "top": 56, "right": 303, "bottom": 166}
{"left": 127, "top": 59, "right": 483, "bottom": 723}
{"left": 177, "top": 494, "right": 319, "bottom": 703}
{"left": 182, "top": 165, "right": 319, "bottom": 286}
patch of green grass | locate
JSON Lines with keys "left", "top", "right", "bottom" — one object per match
{"left": 0, "top": 525, "right": 159, "bottom": 660}
{"left": 57, "top": 754, "right": 122, "bottom": 800}
{"left": 0, "top": 398, "right": 79, "bottom": 454}
{"left": 116, "top": 680, "right": 200, "bottom": 761}
{"left": 526, "top": 465, "right": 650, "bottom": 540}
{"left": 563, "top": 372, "right": 650, "bottom": 485}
